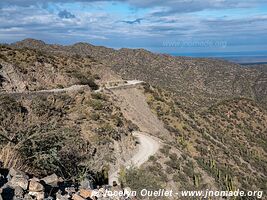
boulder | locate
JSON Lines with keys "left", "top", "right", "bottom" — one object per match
{"left": 65, "top": 186, "right": 76, "bottom": 195}
{"left": 9, "top": 176, "right": 28, "bottom": 190}
{"left": 31, "top": 177, "right": 41, "bottom": 182}
{"left": 80, "top": 178, "right": 93, "bottom": 189}
{"left": 41, "top": 174, "right": 60, "bottom": 187}
{"left": 29, "top": 180, "right": 44, "bottom": 192}
{"left": 24, "top": 194, "right": 34, "bottom": 200}
{"left": 56, "top": 192, "right": 70, "bottom": 200}
{"left": 29, "top": 191, "right": 45, "bottom": 200}
{"left": 8, "top": 168, "right": 28, "bottom": 179}
{"left": 72, "top": 194, "right": 85, "bottom": 200}
{"left": 79, "top": 188, "right": 93, "bottom": 198}
{"left": 14, "top": 186, "right": 24, "bottom": 199}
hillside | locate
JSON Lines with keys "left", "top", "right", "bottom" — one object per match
{"left": 0, "top": 44, "right": 120, "bottom": 92}
{"left": 0, "top": 45, "right": 137, "bottom": 183}
{"left": 140, "top": 85, "right": 267, "bottom": 193}
{"left": 0, "top": 41, "right": 266, "bottom": 199}
{"left": 11, "top": 39, "right": 267, "bottom": 109}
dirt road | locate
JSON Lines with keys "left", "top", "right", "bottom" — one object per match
{"left": 108, "top": 131, "right": 160, "bottom": 185}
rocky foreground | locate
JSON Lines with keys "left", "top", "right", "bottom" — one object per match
{"left": 0, "top": 168, "right": 135, "bottom": 200}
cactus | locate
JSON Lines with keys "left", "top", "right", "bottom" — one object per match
{"left": 193, "top": 174, "right": 200, "bottom": 188}
{"left": 209, "top": 158, "right": 216, "bottom": 169}
{"left": 217, "top": 169, "right": 221, "bottom": 180}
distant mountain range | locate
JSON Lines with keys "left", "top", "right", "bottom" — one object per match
{"left": 170, "top": 52, "right": 267, "bottom": 64}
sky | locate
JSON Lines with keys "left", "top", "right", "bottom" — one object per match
{"left": 0, "top": 0, "right": 267, "bottom": 56}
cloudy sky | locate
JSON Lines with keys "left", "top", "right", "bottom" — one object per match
{"left": 0, "top": 0, "right": 267, "bottom": 56}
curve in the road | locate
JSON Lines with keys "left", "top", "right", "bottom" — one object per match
{"left": 108, "top": 131, "right": 160, "bottom": 185}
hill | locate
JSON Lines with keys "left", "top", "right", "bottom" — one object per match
{"left": 0, "top": 44, "right": 137, "bottom": 183}
{"left": 140, "top": 85, "right": 267, "bottom": 193}
{"left": 0, "top": 40, "right": 266, "bottom": 199}
{"left": 11, "top": 39, "right": 267, "bottom": 109}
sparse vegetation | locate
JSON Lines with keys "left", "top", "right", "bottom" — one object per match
{"left": 143, "top": 85, "right": 267, "bottom": 192}
{"left": 1, "top": 41, "right": 266, "bottom": 195}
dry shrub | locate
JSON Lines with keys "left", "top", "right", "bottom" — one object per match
{"left": 0, "top": 143, "right": 33, "bottom": 174}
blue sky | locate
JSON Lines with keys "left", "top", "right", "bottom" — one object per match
{"left": 0, "top": 0, "right": 267, "bottom": 56}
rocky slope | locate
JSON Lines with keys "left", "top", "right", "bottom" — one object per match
{"left": 0, "top": 167, "right": 135, "bottom": 200}
{"left": 0, "top": 45, "right": 138, "bottom": 185}
{"left": 0, "top": 44, "right": 120, "bottom": 93}
{"left": 0, "top": 40, "right": 266, "bottom": 199}
{"left": 11, "top": 39, "right": 267, "bottom": 109}
{"left": 139, "top": 85, "right": 267, "bottom": 193}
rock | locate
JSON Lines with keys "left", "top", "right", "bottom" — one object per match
{"left": 65, "top": 186, "right": 76, "bottom": 195}
{"left": 31, "top": 177, "right": 41, "bottom": 182}
{"left": 8, "top": 168, "right": 28, "bottom": 179}
{"left": 80, "top": 178, "right": 93, "bottom": 189}
{"left": 8, "top": 168, "right": 29, "bottom": 190}
{"left": 44, "top": 196, "right": 54, "bottom": 200}
{"left": 56, "top": 193, "right": 70, "bottom": 200}
{"left": 14, "top": 186, "right": 24, "bottom": 199}
{"left": 79, "top": 188, "right": 93, "bottom": 198}
{"left": 41, "top": 174, "right": 60, "bottom": 187}
{"left": 72, "top": 194, "right": 85, "bottom": 200}
{"left": 24, "top": 194, "right": 34, "bottom": 200}
{"left": 123, "top": 187, "right": 131, "bottom": 194}
{"left": 29, "top": 180, "right": 44, "bottom": 192}
{"left": 29, "top": 191, "right": 45, "bottom": 200}
{"left": 9, "top": 176, "right": 28, "bottom": 190}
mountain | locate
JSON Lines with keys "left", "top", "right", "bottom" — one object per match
{"left": 12, "top": 39, "right": 267, "bottom": 109}
{"left": 0, "top": 44, "right": 136, "bottom": 180}
{"left": 142, "top": 85, "right": 267, "bottom": 193}
{"left": 0, "top": 39, "right": 266, "bottom": 199}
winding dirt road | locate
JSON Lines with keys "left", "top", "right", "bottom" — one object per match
{"left": 0, "top": 80, "right": 161, "bottom": 186}
{"left": 108, "top": 131, "right": 161, "bottom": 185}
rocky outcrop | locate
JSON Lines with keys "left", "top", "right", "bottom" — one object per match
{"left": 0, "top": 168, "right": 136, "bottom": 200}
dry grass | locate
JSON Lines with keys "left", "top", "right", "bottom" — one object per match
{"left": 0, "top": 143, "right": 33, "bottom": 173}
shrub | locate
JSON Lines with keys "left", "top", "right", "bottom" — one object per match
{"left": 93, "top": 74, "right": 101, "bottom": 80}
{"left": 72, "top": 71, "right": 99, "bottom": 90}
{"left": 89, "top": 99, "right": 104, "bottom": 110}
{"left": 90, "top": 113, "right": 100, "bottom": 121}
{"left": 165, "top": 159, "right": 180, "bottom": 170}
{"left": 0, "top": 144, "right": 27, "bottom": 172}
{"left": 91, "top": 93, "right": 107, "bottom": 100}
{"left": 148, "top": 155, "right": 156, "bottom": 162}
{"left": 159, "top": 145, "right": 171, "bottom": 156}
{"left": 172, "top": 174, "right": 180, "bottom": 182}
{"left": 122, "top": 168, "right": 162, "bottom": 197}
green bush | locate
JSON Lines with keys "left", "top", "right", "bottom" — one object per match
{"left": 72, "top": 71, "right": 99, "bottom": 90}
{"left": 91, "top": 93, "right": 107, "bottom": 100}
{"left": 159, "top": 145, "right": 171, "bottom": 156}
{"left": 90, "top": 113, "right": 100, "bottom": 121}
{"left": 89, "top": 99, "right": 104, "bottom": 110}
{"left": 122, "top": 168, "right": 162, "bottom": 198}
